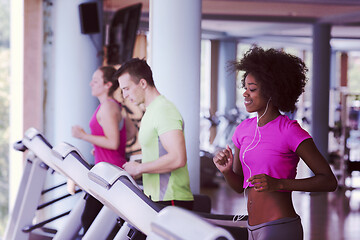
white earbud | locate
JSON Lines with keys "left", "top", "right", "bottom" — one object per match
{"left": 236, "top": 96, "right": 272, "bottom": 222}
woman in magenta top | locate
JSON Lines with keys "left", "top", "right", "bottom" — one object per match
{"left": 71, "top": 65, "right": 133, "bottom": 234}
{"left": 213, "top": 47, "right": 337, "bottom": 240}
{"left": 72, "top": 66, "right": 127, "bottom": 167}
{"left": 88, "top": 98, "right": 127, "bottom": 167}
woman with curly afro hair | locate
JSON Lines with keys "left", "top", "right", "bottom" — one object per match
{"left": 213, "top": 46, "right": 337, "bottom": 240}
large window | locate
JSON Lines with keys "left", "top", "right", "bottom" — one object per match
{"left": 348, "top": 52, "right": 360, "bottom": 92}
{"left": 0, "top": 0, "right": 10, "bottom": 235}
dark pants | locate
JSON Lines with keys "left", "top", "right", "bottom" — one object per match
{"left": 81, "top": 194, "right": 121, "bottom": 239}
{"left": 156, "top": 200, "right": 194, "bottom": 211}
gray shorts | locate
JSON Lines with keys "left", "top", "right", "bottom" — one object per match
{"left": 247, "top": 215, "right": 303, "bottom": 240}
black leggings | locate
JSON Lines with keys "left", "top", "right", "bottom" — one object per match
{"left": 81, "top": 194, "right": 121, "bottom": 238}
{"left": 156, "top": 200, "right": 194, "bottom": 211}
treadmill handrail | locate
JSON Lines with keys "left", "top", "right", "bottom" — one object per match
{"left": 24, "top": 127, "right": 52, "bottom": 148}
{"left": 89, "top": 162, "right": 163, "bottom": 213}
{"left": 88, "top": 161, "right": 140, "bottom": 189}
{"left": 13, "top": 140, "right": 28, "bottom": 152}
{"left": 52, "top": 142, "right": 91, "bottom": 170}
{"left": 117, "top": 175, "right": 163, "bottom": 213}
{"left": 52, "top": 141, "right": 86, "bottom": 160}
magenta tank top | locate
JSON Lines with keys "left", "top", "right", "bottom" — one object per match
{"left": 232, "top": 115, "right": 311, "bottom": 189}
{"left": 89, "top": 99, "right": 127, "bottom": 168}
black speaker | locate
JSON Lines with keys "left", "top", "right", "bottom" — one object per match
{"left": 79, "top": 2, "right": 100, "bottom": 34}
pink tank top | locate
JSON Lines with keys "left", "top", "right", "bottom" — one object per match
{"left": 89, "top": 99, "right": 127, "bottom": 168}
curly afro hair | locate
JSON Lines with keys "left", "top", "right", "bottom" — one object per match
{"left": 232, "top": 46, "right": 308, "bottom": 113}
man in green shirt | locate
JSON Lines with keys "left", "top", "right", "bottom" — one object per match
{"left": 114, "top": 58, "right": 194, "bottom": 210}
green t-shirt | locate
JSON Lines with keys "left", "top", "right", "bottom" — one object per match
{"left": 139, "top": 95, "right": 193, "bottom": 202}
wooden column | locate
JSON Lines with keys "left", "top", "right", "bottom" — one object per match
{"left": 340, "top": 52, "right": 348, "bottom": 87}
{"left": 24, "top": 0, "right": 43, "bottom": 132}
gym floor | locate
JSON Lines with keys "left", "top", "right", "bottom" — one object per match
{"left": 201, "top": 174, "right": 360, "bottom": 240}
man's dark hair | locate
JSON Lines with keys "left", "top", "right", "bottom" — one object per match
{"left": 114, "top": 58, "right": 155, "bottom": 87}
